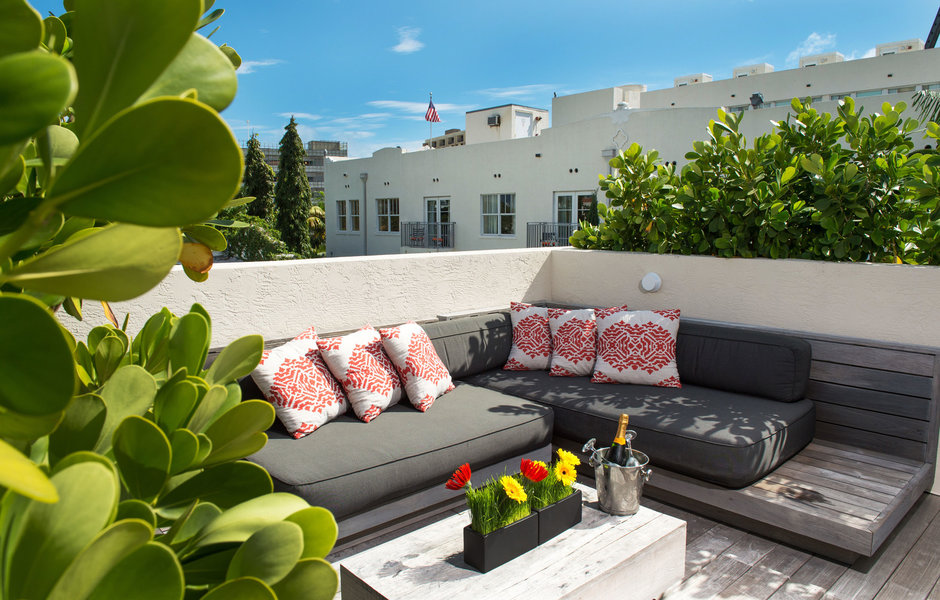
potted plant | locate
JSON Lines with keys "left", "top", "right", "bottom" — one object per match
{"left": 523, "top": 449, "right": 583, "bottom": 544}
{"left": 445, "top": 464, "right": 538, "bottom": 572}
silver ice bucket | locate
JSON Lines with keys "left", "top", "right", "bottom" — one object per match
{"left": 583, "top": 440, "right": 652, "bottom": 516}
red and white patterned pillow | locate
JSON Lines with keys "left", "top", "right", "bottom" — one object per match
{"left": 250, "top": 326, "right": 347, "bottom": 439}
{"left": 504, "top": 301, "right": 552, "bottom": 371}
{"left": 379, "top": 322, "right": 454, "bottom": 411}
{"left": 592, "top": 309, "right": 681, "bottom": 388}
{"left": 547, "top": 308, "right": 597, "bottom": 377}
{"left": 317, "top": 327, "right": 403, "bottom": 422}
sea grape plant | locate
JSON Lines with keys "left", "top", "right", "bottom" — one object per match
{"left": 0, "top": 0, "right": 338, "bottom": 597}
{"left": 572, "top": 98, "right": 940, "bottom": 264}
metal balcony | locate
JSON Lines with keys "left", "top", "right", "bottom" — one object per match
{"left": 526, "top": 222, "right": 576, "bottom": 248}
{"left": 401, "top": 222, "right": 456, "bottom": 249}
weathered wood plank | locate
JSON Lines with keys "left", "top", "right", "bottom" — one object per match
{"left": 824, "top": 494, "right": 940, "bottom": 600}
{"left": 761, "top": 473, "right": 888, "bottom": 514}
{"left": 872, "top": 507, "right": 940, "bottom": 600}
{"left": 806, "top": 381, "right": 931, "bottom": 421}
{"left": 798, "top": 446, "right": 921, "bottom": 481}
{"left": 789, "top": 454, "right": 910, "bottom": 489}
{"left": 751, "top": 479, "right": 880, "bottom": 521}
{"left": 644, "top": 497, "right": 719, "bottom": 544}
{"left": 810, "top": 361, "right": 933, "bottom": 398}
{"left": 807, "top": 441, "right": 922, "bottom": 474}
{"left": 716, "top": 544, "right": 811, "bottom": 600}
{"left": 668, "top": 533, "right": 776, "bottom": 599}
{"left": 808, "top": 339, "right": 936, "bottom": 377}
{"left": 767, "top": 556, "right": 848, "bottom": 600}
{"left": 682, "top": 523, "right": 748, "bottom": 578}
{"left": 813, "top": 402, "right": 931, "bottom": 443}
{"left": 739, "top": 484, "right": 874, "bottom": 530}
{"left": 815, "top": 422, "right": 927, "bottom": 462}
{"left": 870, "top": 468, "right": 935, "bottom": 554}
{"left": 773, "top": 464, "right": 896, "bottom": 506}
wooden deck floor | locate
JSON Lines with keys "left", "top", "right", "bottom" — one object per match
{"left": 329, "top": 489, "right": 940, "bottom": 600}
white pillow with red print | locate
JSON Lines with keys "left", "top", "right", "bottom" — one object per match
{"left": 504, "top": 301, "right": 552, "bottom": 371}
{"left": 250, "top": 326, "right": 347, "bottom": 439}
{"left": 379, "top": 322, "right": 454, "bottom": 411}
{"left": 547, "top": 308, "right": 597, "bottom": 377}
{"left": 317, "top": 326, "right": 403, "bottom": 422}
{"left": 592, "top": 308, "right": 681, "bottom": 388}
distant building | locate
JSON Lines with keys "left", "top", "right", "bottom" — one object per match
{"left": 424, "top": 128, "right": 465, "bottom": 149}
{"left": 242, "top": 139, "right": 348, "bottom": 193}
{"left": 325, "top": 40, "right": 937, "bottom": 257}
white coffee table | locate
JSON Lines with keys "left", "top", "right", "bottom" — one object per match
{"left": 338, "top": 485, "right": 686, "bottom": 600}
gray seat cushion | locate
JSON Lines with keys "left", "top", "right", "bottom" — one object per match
{"left": 463, "top": 369, "right": 815, "bottom": 488}
{"left": 422, "top": 312, "right": 512, "bottom": 379}
{"left": 248, "top": 381, "right": 553, "bottom": 519}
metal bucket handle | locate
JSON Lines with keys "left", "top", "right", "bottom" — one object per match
{"left": 582, "top": 438, "right": 652, "bottom": 482}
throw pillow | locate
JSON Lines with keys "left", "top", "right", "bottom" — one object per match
{"left": 379, "top": 322, "right": 454, "bottom": 411}
{"left": 250, "top": 325, "right": 347, "bottom": 439}
{"left": 504, "top": 301, "right": 552, "bottom": 371}
{"left": 317, "top": 326, "right": 403, "bottom": 422}
{"left": 547, "top": 308, "right": 597, "bottom": 377}
{"left": 592, "top": 308, "right": 681, "bottom": 388}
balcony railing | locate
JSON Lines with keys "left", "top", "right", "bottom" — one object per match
{"left": 527, "top": 222, "right": 576, "bottom": 248}
{"left": 401, "top": 222, "right": 455, "bottom": 249}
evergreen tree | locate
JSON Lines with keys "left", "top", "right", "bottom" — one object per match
{"left": 274, "top": 117, "right": 314, "bottom": 257}
{"left": 241, "top": 133, "right": 275, "bottom": 219}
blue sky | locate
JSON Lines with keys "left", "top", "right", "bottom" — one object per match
{"left": 33, "top": 0, "right": 938, "bottom": 157}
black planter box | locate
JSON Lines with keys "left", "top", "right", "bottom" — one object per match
{"left": 535, "top": 489, "right": 583, "bottom": 544}
{"left": 463, "top": 512, "right": 538, "bottom": 573}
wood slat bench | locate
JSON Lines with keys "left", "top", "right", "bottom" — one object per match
{"left": 633, "top": 319, "right": 939, "bottom": 564}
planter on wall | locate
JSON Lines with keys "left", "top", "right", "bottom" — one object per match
{"left": 463, "top": 512, "right": 538, "bottom": 573}
{"left": 535, "top": 489, "right": 583, "bottom": 544}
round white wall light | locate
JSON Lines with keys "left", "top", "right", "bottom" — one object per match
{"left": 640, "top": 272, "right": 662, "bottom": 293}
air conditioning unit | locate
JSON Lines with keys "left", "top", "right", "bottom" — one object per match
{"left": 487, "top": 115, "right": 501, "bottom": 127}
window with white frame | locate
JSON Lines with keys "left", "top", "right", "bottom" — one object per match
{"left": 376, "top": 198, "right": 400, "bottom": 232}
{"left": 349, "top": 199, "right": 360, "bottom": 231}
{"left": 336, "top": 200, "right": 347, "bottom": 231}
{"left": 481, "top": 193, "right": 515, "bottom": 235}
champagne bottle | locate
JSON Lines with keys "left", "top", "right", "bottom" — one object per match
{"left": 624, "top": 430, "right": 641, "bottom": 468}
{"left": 607, "top": 414, "right": 630, "bottom": 466}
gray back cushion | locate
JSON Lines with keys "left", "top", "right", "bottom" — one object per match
{"left": 676, "top": 321, "right": 812, "bottom": 402}
{"left": 422, "top": 312, "right": 512, "bottom": 379}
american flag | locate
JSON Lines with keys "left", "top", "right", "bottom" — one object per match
{"left": 425, "top": 98, "right": 441, "bottom": 123}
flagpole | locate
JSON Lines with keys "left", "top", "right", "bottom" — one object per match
{"left": 429, "top": 92, "right": 433, "bottom": 148}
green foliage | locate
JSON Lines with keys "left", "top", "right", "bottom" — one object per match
{"left": 572, "top": 98, "right": 940, "bottom": 265}
{"left": 912, "top": 89, "right": 940, "bottom": 127}
{"left": 0, "top": 1, "right": 338, "bottom": 598}
{"left": 274, "top": 117, "right": 314, "bottom": 257}
{"left": 307, "top": 193, "right": 325, "bottom": 254}
{"left": 242, "top": 134, "right": 275, "bottom": 219}
{"left": 225, "top": 215, "right": 289, "bottom": 261}
{"left": 465, "top": 475, "right": 530, "bottom": 535}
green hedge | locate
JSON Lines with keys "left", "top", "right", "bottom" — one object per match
{"left": 571, "top": 98, "right": 940, "bottom": 265}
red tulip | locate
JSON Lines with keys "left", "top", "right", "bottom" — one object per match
{"left": 445, "top": 463, "right": 471, "bottom": 490}
{"left": 520, "top": 458, "right": 548, "bottom": 482}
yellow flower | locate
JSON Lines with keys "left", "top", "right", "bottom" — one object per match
{"left": 533, "top": 460, "right": 547, "bottom": 470}
{"left": 556, "top": 448, "right": 581, "bottom": 468}
{"left": 500, "top": 476, "right": 528, "bottom": 503}
{"left": 555, "top": 461, "right": 577, "bottom": 487}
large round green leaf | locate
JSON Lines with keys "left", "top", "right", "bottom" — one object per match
{"left": 270, "top": 558, "right": 338, "bottom": 600}
{"left": 95, "top": 365, "right": 158, "bottom": 453}
{"left": 202, "top": 577, "right": 275, "bottom": 600}
{"left": 140, "top": 33, "right": 237, "bottom": 112}
{"left": 46, "top": 519, "right": 152, "bottom": 600}
{"left": 113, "top": 416, "right": 171, "bottom": 502}
{"left": 85, "top": 542, "right": 184, "bottom": 600}
{"left": 116, "top": 500, "right": 157, "bottom": 528}
{"left": 156, "top": 461, "right": 272, "bottom": 517}
{"left": 168, "top": 428, "right": 199, "bottom": 474}
{"left": 164, "top": 501, "right": 222, "bottom": 548}
{"left": 285, "top": 507, "right": 338, "bottom": 559}
{"left": 186, "top": 384, "right": 229, "bottom": 434}
{"left": 226, "top": 521, "right": 303, "bottom": 585}
{"left": 0, "top": 294, "right": 75, "bottom": 416}
{"left": 0, "top": 438, "right": 58, "bottom": 503}
{"left": 71, "top": 0, "right": 201, "bottom": 138}
{"left": 43, "top": 15, "right": 67, "bottom": 55}
{"left": 49, "top": 393, "right": 106, "bottom": 465}
{"left": 202, "top": 400, "right": 274, "bottom": 468}
{"left": 0, "top": 0, "right": 42, "bottom": 58}
{"left": 154, "top": 380, "right": 199, "bottom": 434}
{"left": 0, "top": 404, "right": 65, "bottom": 439}
{"left": 0, "top": 51, "right": 77, "bottom": 145}
{"left": 6, "top": 460, "right": 119, "bottom": 600}
{"left": 3, "top": 223, "right": 182, "bottom": 301}
{"left": 169, "top": 312, "right": 210, "bottom": 376}
{"left": 192, "top": 493, "right": 310, "bottom": 549}
{"left": 49, "top": 98, "right": 243, "bottom": 226}
{"left": 205, "top": 334, "right": 264, "bottom": 385}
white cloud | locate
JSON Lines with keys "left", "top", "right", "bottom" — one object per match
{"left": 845, "top": 47, "right": 877, "bottom": 61}
{"left": 392, "top": 27, "right": 424, "bottom": 54}
{"left": 236, "top": 59, "right": 283, "bottom": 74}
{"left": 477, "top": 84, "right": 559, "bottom": 100}
{"left": 278, "top": 112, "right": 322, "bottom": 121}
{"left": 367, "top": 100, "right": 475, "bottom": 114}
{"left": 786, "top": 33, "right": 836, "bottom": 67}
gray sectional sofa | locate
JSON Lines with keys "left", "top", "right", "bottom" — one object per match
{"left": 245, "top": 310, "right": 815, "bottom": 541}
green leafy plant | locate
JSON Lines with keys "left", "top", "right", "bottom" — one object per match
{"left": 444, "top": 464, "right": 530, "bottom": 535}
{"left": 225, "top": 215, "right": 290, "bottom": 261}
{"left": 572, "top": 98, "right": 940, "bottom": 265}
{"left": 0, "top": 0, "right": 339, "bottom": 597}
{"left": 242, "top": 133, "right": 276, "bottom": 220}
{"left": 274, "top": 117, "right": 314, "bottom": 258}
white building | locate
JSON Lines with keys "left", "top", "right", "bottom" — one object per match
{"left": 325, "top": 43, "right": 938, "bottom": 257}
